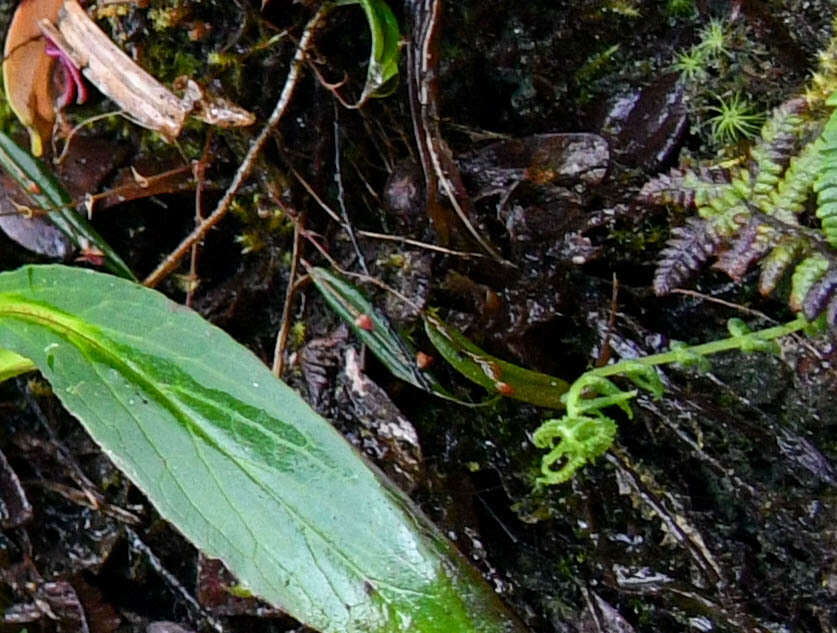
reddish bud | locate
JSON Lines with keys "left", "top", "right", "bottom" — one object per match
{"left": 76, "top": 246, "right": 106, "bottom": 267}
{"left": 416, "top": 351, "right": 433, "bottom": 370}
{"left": 494, "top": 381, "right": 515, "bottom": 396}
{"left": 354, "top": 314, "right": 374, "bottom": 331}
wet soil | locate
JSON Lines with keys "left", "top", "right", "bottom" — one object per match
{"left": 0, "top": 1, "right": 835, "bottom": 632}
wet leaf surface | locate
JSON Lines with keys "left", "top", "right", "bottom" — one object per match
{"left": 0, "top": 1, "right": 835, "bottom": 632}
{"left": 0, "top": 264, "right": 528, "bottom": 633}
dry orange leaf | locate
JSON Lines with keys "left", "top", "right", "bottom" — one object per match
{"left": 2, "top": 0, "right": 63, "bottom": 157}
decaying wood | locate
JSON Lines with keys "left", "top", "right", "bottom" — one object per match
{"left": 38, "top": 0, "right": 253, "bottom": 142}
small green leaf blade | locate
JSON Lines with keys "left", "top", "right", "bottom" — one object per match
{"left": 0, "top": 264, "right": 526, "bottom": 633}
{"left": 0, "top": 132, "right": 134, "bottom": 279}
{"left": 335, "top": 0, "right": 401, "bottom": 104}
{"left": 424, "top": 311, "right": 570, "bottom": 408}
{"left": 0, "top": 347, "right": 35, "bottom": 382}
{"left": 310, "top": 267, "right": 447, "bottom": 396}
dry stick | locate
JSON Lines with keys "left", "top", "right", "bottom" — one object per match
{"left": 142, "top": 5, "right": 330, "bottom": 288}
{"left": 272, "top": 211, "right": 306, "bottom": 377}
{"left": 288, "top": 165, "right": 344, "bottom": 224}
{"left": 84, "top": 164, "right": 194, "bottom": 215}
{"left": 355, "top": 229, "right": 485, "bottom": 259}
{"left": 594, "top": 273, "right": 619, "bottom": 369}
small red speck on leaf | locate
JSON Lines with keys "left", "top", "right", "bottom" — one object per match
{"left": 494, "top": 381, "right": 515, "bottom": 396}
{"left": 26, "top": 181, "right": 41, "bottom": 194}
{"left": 76, "top": 246, "right": 106, "bottom": 267}
{"left": 354, "top": 314, "right": 374, "bottom": 331}
{"left": 416, "top": 351, "right": 433, "bottom": 370}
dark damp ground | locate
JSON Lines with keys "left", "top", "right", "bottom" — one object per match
{"left": 0, "top": 1, "right": 835, "bottom": 632}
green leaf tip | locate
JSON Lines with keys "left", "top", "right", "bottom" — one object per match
{"left": 333, "top": 0, "right": 402, "bottom": 105}
{"left": 0, "top": 347, "right": 36, "bottom": 382}
{"left": 0, "top": 132, "right": 134, "bottom": 279}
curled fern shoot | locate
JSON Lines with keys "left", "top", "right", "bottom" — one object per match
{"left": 531, "top": 376, "right": 623, "bottom": 486}
{"left": 533, "top": 317, "right": 808, "bottom": 486}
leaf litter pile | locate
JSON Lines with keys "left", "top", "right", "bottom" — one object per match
{"left": 0, "top": 1, "right": 835, "bottom": 633}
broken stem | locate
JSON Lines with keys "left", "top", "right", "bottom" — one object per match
{"left": 143, "top": 4, "right": 331, "bottom": 288}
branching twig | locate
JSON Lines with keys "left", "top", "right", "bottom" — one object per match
{"left": 142, "top": 5, "right": 331, "bottom": 287}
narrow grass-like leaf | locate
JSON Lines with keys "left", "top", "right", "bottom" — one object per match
{"left": 335, "top": 0, "right": 401, "bottom": 105}
{"left": 309, "top": 267, "right": 447, "bottom": 396}
{"left": 0, "top": 264, "right": 526, "bottom": 633}
{"left": 424, "top": 311, "right": 570, "bottom": 408}
{"left": 0, "top": 132, "right": 134, "bottom": 279}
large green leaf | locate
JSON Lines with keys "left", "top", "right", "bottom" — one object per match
{"left": 0, "top": 132, "right": 134, "bottom": 279}
{"left": 0, "top": 265, "right": 526, "bottom": 633}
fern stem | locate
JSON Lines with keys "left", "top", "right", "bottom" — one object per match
{"left": 588, "top": 316, "right": 808, "bottom": 380}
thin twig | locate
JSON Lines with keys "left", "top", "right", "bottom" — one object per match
{"left": 142, "top": 5, "right": 331, "bottom": 288}
{"left": 288, "top": 165, "right": 344, "bottom": 224}
{"left": 595, "top": 274, "right": 619, "bottom": 368}
{"left": 333, "top": 103, "right": 368, "bottom": 274}
{"left": 272, "top": 210, "right": 305, "bottom": 377}
{"left": 53, "top": 110, "right": 124, "bottom": 165}
{"left": 186, "top": 132, "right": 213, "bottom": 307}
{"left": 355, "top": 229, "right": 485, "bottom": 258}
{"left": 84, "top": 164, "right": 194, "bottom": 216}
{"left": 670, "top": 288, "right": 776, "bottom": 321}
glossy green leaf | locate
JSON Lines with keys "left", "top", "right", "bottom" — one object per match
{"left": 424, "top": 311, "right": 570, "bottom": 408}
{"left": 0, "top": 264, "right": 526, "bottom": 633}
{"left": 0, "top": 132, "right": 134, "bottom": 279}
{"left": 0, "top": 347, "right": 35, "bottom": 382}
{"left": 335, "top": 0, "right": 401, "bottom": 105}
{"left": 309, "top": 267, "right": 448, "bottom": 396}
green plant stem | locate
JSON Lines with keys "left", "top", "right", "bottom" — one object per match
{"left": 588, "top": 316, "right": 808, "bottom": 380}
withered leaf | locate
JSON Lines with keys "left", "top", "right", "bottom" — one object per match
{"left": 2, "top": 0, "right": 63, "bottom": 156}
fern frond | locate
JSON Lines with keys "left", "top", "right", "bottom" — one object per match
{"left": 789, "top": 254, "right": 830, "bottom": 312}
{"left": 713, "top": 217, "right": 778, "bottom": 282}
{"left": 758, "top": 236, "right": 809, "bottom": 295}
{"left": 638, "top": 167, "right": 731, "bottom": 209}
{"left": 701, "top": 198, "right": 750, "bottom": 237}
{"left": 653, "top": 217, "right": 721, "bottom": 295}
{"left": 814, "top": 108, "right": 837, "bottom": 247}
{"left": 802, "top": 268, "right": 837, "bottom": 323}
{"left": 750, "top": 98, "right": 808, "bottom": 193}
{"left": 770, "top": 137, "right": 824, "bottom": 221}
